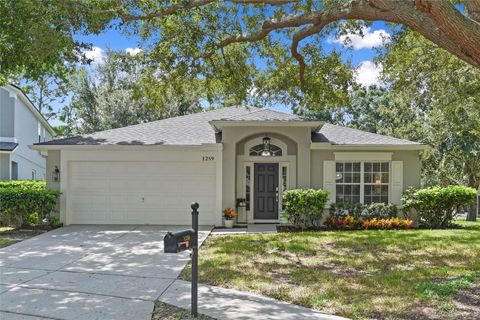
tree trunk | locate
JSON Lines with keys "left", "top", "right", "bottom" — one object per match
{"left": 467, "top": 202, "right": 477, "bottom": 221}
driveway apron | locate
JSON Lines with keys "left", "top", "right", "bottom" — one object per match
{"left": 0, "top": 225, "right": 211, "bottom": 320}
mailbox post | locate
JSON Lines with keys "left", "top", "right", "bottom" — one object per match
{"left": 191, "top": 202, "right": 199, "bottom": 318}
{"left": 163, "top": 203, "right": 199, "bottom": 318}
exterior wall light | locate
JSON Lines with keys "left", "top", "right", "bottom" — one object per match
{"left": 261, "top": 136, "right": 272, "bottom": 156}
{"left": 53, "top": 166, "right": 60, "bottom": 182}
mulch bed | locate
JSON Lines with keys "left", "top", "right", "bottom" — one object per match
{"left": 276, "top": 225, "right": 326, "bottom": 232}
{"left": 276, "top": 224, "right": 465, "bottom": 233}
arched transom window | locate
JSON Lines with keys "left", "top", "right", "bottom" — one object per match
{"left": 249, "top": 144, "right": 283, "bottom": 157}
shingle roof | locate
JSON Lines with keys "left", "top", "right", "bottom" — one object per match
{"left": 36, "top": 106, "right": 262, "bottom": 146}
{"left": 314, "top": 123, "right": 421, "bottom": 145}
{"left": 0, "top": 142, "right": 18, "bottom": 151}
{"left": 36, "top": 106, "right": 421, "bottom": 147}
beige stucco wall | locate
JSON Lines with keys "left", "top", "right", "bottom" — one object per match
{"left": 46, "top": 150, "right": 61, "bottom": 218}
{"left": 44, "top": 138, "right": 423, "bottom": 225}
{"left": 221, "top": 125, "right": 312, "bottom": 210}
{"left": 311, "top": 149, "right": 422, "bottom": 191}
{"left": 46, "top": 150, "right": 61, "bottom": 191}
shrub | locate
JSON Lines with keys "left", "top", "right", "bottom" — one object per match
{"left": 329, "top": 202, "right": 398, "bottom": 220}
{"left": 402, "top": 186, "right": 476, "bottom": 228}
{"left": 283, "top": 189, "right": 329, "bottom": 229}
{"left": 0, "top": 180, "right": 46, "bottom": 190}
{"left": 50, "top": 217, "right": 63, "bottom": 229}
{"left": 0, "top": 188, "right": 60, "bottom": 228}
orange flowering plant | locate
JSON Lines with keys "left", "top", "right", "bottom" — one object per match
{"left": 223, "top": 208, "right": 237, "bottom": 220}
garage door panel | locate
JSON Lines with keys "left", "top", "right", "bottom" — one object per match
{"left": 72, "top": 212, "right": 109, "bottom": 224}
{"left": 68, "top": 161, "right": 217, "bottom": 225}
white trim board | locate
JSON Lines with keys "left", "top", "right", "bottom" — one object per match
{"left": 334, "top": 152, "right": 393, "bottom": 161}
{"left": 311, "top": 143, "right": 428, "bottom": 151}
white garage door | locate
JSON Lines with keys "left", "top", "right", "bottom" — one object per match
{"left": 68, "top": 161, "right": 217, "bottom": 225}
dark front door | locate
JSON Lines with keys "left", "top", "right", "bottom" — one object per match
{"left": 254, "top": 163, "right": 279, "bottom": 220}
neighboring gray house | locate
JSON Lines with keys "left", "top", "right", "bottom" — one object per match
{"left": 1, "top": 85, "right": 55, "bottom": 180}
{"left": 32, "top": 106, "right": 427, "bottom": 226}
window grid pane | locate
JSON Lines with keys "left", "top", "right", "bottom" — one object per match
{"left": 364, "top": 162, "right": 389, "bottom": 204}
{"left": 335, "top": 161, "right": 361, "bottom": 204}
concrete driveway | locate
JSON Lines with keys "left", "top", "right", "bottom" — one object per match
{"left": 0, "top": 225, "right": 211, "bottom": 320}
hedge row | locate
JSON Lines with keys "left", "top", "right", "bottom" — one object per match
{"left": 0, "top": 180, "right": 46, "bottom": 190}
{"left": 0, "top": 188, "right": 60, "bottom": 228}
{"left": 402, "top": 185, "right": 476, "bottom": 228}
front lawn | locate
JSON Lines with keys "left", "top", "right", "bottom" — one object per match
{"left": 0, "top": 227, "right": 47, "bottom": 248}
{"left": 182, "top": 219, "right": 480, "bottom": 319}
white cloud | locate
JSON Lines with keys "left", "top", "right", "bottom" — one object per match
{"left": 329, "top": 27, "right": 390, "bottom": 50}
{"left": 355, "top": 60, "right": 383, "bottom": 87}
{"left": 125, "top": 47, "right": 142, "bottom": 55}
{"left": 84, "top": 46, "right": 105, "bottom": 63}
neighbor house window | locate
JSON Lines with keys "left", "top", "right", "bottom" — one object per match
{"left": 335, "top": 162, "right": 361, "bottom": 204}
{"left": 335, "top": 162, "right": 390, "bottom": 204}
{"left": 31, "top": 169, "right": 37, "bottom": 180}
{"left": 364, "top": 162, "right": 389, "bottom": 204}
{"left": 38, "top": 122, "right": 42, "bottom": 143}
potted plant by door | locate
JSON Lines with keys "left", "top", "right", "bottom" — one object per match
{"left": 223, "top": 208, "right": 237, "bottom": 228}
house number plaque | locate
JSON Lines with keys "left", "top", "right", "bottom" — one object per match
{"left": 202, "top": 156, "right": 215, "bottom": 161}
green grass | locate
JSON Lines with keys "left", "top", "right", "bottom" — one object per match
{"left": 0, "top": 237, "right": 12, "bottom": 248}
{"left": 0, "top": 227, "right": 14, "bottom": 248}
{"left": 182, "top": 219, "right": 480, "bottom": 319}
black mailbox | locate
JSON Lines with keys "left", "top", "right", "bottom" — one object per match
{"left": 164, "top": 229, "right": 195, "bottom": 253}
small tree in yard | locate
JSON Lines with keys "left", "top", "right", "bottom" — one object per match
{"left": 283, "top": 189, "right": 329, "bottom": 229}
{"left": 402, "top": 186, "right": 476, "bottom": 228}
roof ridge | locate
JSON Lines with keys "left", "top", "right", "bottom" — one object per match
{"left": 222, "top": 107, "right": 265, "bottom": 120}
{"left": 218, "top": 107, "right": 304, "bottom": 121}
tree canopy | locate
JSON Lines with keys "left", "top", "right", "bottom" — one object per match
{"left": 58, "top": 50, "right": 203, "bottom": 135}
{"left": 1, "top": 0, "right": 479, "bottom": 197}
{"left": 2, "top": 0, "right": 479, "bottom": 99}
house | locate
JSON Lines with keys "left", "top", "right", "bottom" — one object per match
{"left": 1, "top": 85, "right": 55, "bottom": 180}
{"left": 31, "top": 106, "right": 427, "bottom": 226}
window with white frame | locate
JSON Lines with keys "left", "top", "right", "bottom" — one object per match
{"left": 335, "top": 161, "right": 390, "bottom": 204}
{"left": 38, "top": 122, "right": 42, "bottom": 143}
{"left": 335, "top": 162, "right": 361, "bottom": 204}
{"left": 364, "top": 162, "right": 389, "bottom": 204}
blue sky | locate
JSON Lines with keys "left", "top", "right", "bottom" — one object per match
{"left": 50, "top": 22, "right": 391, "bottom": 125}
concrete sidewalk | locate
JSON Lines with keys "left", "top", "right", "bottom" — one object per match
{"left": 159, "top": 280, "right": 349, "bottom": 320}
